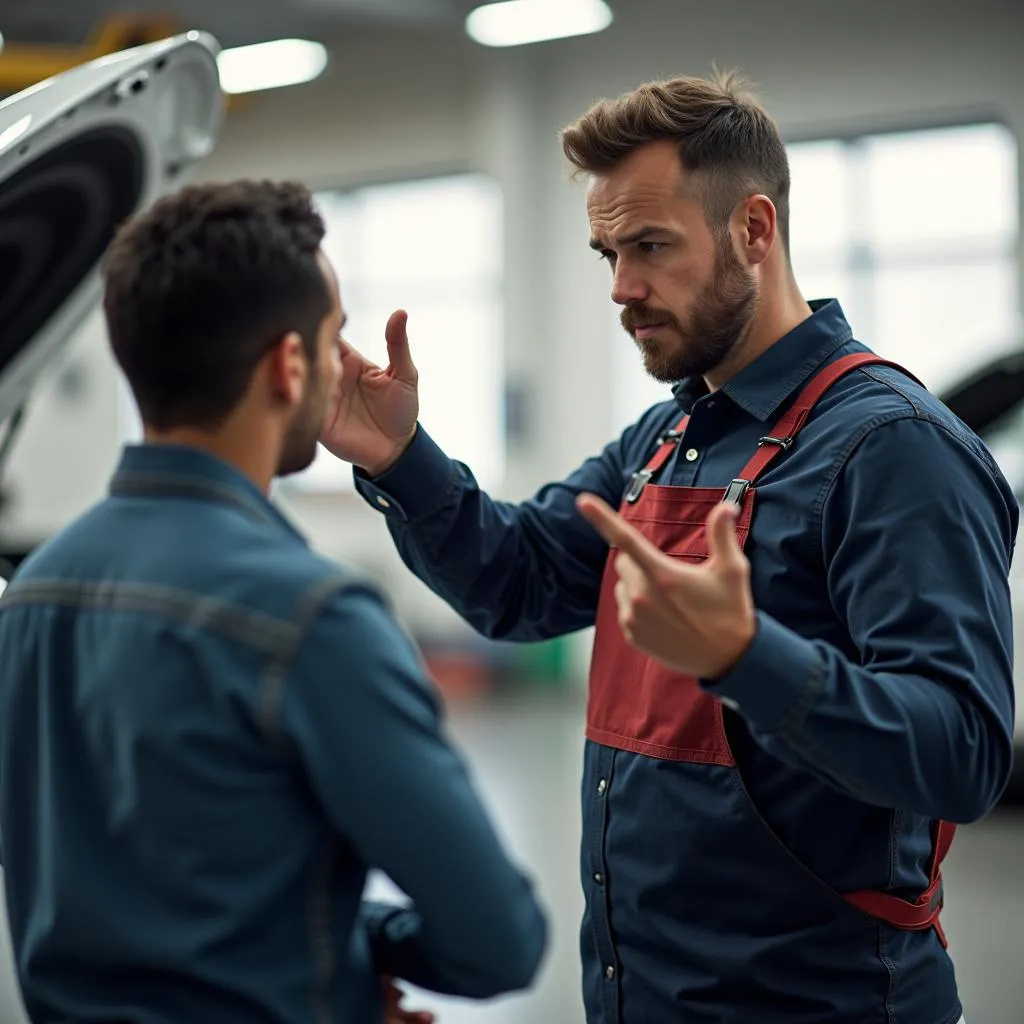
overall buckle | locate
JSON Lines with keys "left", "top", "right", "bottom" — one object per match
{"left": 624, "top": 469, "right": 653, "bottom": 504}
{"left": 758, "top": 434, "right": 794, "bottom": 451}
{"left": 722, "top": 479, "right": 750, "bottom": 506}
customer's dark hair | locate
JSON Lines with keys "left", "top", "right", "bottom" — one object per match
{"left": 561, "top": 67, "right": 791, "bottom": 252}
{"left": 102, "top": 179, "right": 330, "bottom": 430}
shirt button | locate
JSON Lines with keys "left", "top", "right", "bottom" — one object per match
{"left": 597, "top": 778, "right": 607, "bottom": 795}
{"left": 685, "top": 448, "right": 699, "bottom": 462}
{"left": 605, "top": 965, "right": 615, "bottom": 980}
{"left": 375, "top": 495, "right": 391, "bottom": 509}
{"left": 594, "top": 872, "right": 604, "bottom": 885}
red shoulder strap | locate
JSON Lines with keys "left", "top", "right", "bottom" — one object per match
{"left": 628, "top": 353, "right": 921, "bottom": 504}
{"left": 624, "top": 415, "right": 690, "bottom": 502}
{"left": 737, "top": 353, "right": 922, "bottom": 484}
{"left": 643, "top": 418, "right": 689, "bottom": 476}
{"left": 632, "top": 358, "right": 951, "bottom": 942}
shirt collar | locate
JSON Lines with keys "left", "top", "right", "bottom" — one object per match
{"left": 110, "top": 442, "right": 307, "bottom": 543}
{"left": 672, "top": 298, "right": 855, "bottom": 421}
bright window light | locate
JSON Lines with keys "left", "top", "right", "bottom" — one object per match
{"left": 466, "top": 0, "right": 613, "bottom": 47}
{"left": 216, "top": 38, "right": 328, "bottom": 95}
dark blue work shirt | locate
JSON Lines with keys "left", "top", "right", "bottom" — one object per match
{"left": 0, "top": 444, "right": 547, "bottom": 1024}
{"left": 355, "top": 300, "right": 1018, "bottom": 1023}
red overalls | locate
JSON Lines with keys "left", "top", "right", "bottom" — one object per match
{"left": 586, "top": 352, "right": 954, "bottom": 949}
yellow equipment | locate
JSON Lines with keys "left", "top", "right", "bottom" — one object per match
{"left": 0, "top": 15, "right": 196, "bottom": 94}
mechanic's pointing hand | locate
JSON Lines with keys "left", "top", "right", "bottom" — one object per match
{"left": 576, "top": 494, "right": 757, "bottom": 680}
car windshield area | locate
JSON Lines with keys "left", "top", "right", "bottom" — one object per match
{"left": 981, "top": 402, "right": 1024, "bottom": 500}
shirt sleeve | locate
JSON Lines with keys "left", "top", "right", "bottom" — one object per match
{"left": 351, "top": 415, "right": 672, "bottom": 641}
{"left": 280, "top": 582, "right": 548, "bottom": 998}
{"left": 706, "top": 414, "right": 1019, "bottom": 823}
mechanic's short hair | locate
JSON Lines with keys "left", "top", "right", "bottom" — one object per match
{"left": 102, "top": 179, "right": 330, "bottom": 431}
{"left": 561, "top": 67, "right": 791, "bottom": 252}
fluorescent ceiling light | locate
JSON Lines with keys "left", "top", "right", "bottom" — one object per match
{"left": 466, "top": 0, "right": 613, "bottom": 47}
{"left": 216, "top": 39, "right": 328, "bottom": 95}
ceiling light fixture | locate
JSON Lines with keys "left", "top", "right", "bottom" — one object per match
{"left": 465, "top": 0, "right": 613, "bottom": 48}
{"left": 216, "top": 38, "right": 328, "bottom": 95}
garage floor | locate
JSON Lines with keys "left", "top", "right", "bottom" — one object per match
{"left": 0, "top": 689, "right": 1019, "bottom": 1024}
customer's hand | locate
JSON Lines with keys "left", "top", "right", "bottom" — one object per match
{"left": 381, "top": 975, "right": 435, "bottom": 1024}
{"left": 321, "top": 310, "right": 420, "bottom": 477}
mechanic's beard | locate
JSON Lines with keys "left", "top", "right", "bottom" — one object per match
{"left": 277, "top": 383, "right": 327, "bottom": 478}
{"left": 622, "top": 243, "right": 759, "bottom": 383}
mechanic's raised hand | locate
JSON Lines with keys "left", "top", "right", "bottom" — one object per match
{"left": 321, "top": 309, "right": 419, "bottom": 477}
{"left": 381, "top": 976, "right": 435, "bottom": 1024}
{"left": 576, "top": 493, "right": 757, "bottom": 680}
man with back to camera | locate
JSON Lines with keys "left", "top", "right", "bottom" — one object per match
{"left": 320, "top": 70, "right": 1016, "bottom": 1023}
{"left": 0, "top": 180, "right": 548, "bottom": 1024}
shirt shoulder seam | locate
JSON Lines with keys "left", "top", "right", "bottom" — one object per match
{"left": 257, "top": 573, "right": 385, "bottom": 754}
{"left": 810, "top": 389, "right": 1004, "bottom": 563}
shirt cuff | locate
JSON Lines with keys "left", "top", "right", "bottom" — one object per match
{"left": 359, "top": 900, "right": 420, "bottom": 973}
{"left": 353, "top": 426, "right": 457, "bottom": 523}
{"left": 703, "top": 611, "right": 827, "bottom": 734}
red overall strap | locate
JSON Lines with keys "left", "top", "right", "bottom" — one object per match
{"left": 644, "top": 418, "right": 690, "bottom": 476}
{"left": 628, "top": 352, "right": 956, "bottom": 944}
{"left": 737, "top": 353, "right": 924, "bottom": 485}
{"left": 729, "top": 350, "right": 953, "bottom": 945}
{"left": 843, "top": 820, "right": 957, "bottom": 947}
{"left": 629, "top": 353, "right": 923, "bottom": 504}
{"left": 623, "top": 415, "right": 690, "bottom": 502}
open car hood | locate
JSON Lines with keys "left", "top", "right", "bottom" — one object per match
{"left": 937, "top": 349, "right": 1024, "bottom": 435}
{"left": 0, "top": 30, "right": 223, "bottom": 428}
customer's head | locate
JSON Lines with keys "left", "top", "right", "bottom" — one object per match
{"left": 103, "top": 179, "right": 342, "bottom": 477}
{"left": 561, "top": 68, "right": 791, "bottom": 382}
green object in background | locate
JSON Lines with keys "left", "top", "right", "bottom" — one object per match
{"left": 512, "top": 636, "right": 571, "bottom": 688}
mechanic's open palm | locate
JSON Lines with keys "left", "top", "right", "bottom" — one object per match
{"left": 321, "top": 309, "right": 419, "bottom": 476}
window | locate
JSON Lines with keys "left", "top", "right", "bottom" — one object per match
{"left": 288, "top": 173, "right": 506, "bottom": 492}
{"left": 789, "top": 122, "right": 1019, "bottom": 393}
{"left": 611, "top": 121, "right": 1020, "bottom": 429}
{"left": 119, "top": 174, "right": 506, "bottom": 492}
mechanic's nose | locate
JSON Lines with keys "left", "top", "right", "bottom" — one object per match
{"left": 611, "top": 264, "right": 648, "bottom": 306}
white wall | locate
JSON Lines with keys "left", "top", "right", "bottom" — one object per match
{"left": 3, "top": 1, "right": 1022, "bottom": 652}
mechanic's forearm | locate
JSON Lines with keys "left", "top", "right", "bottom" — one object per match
{"left": 708, "top": 612, "right": 1014, "bottom": 822}
{"left": 357, "top": 426, "right": 610, "bottom": 640}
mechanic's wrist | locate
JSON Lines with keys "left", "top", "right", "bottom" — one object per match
{"left": 364, "top": 427, "right": 418, "bottom": 479}
{"left": 703, "top": 614, "right": 757, "bottom": 682}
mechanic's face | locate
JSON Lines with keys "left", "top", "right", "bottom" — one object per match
{"left": 588, "top": 140, "right": 758, "bottom": 382}
{"left": 277, "top": 251, "right": 343, "bottom": 477}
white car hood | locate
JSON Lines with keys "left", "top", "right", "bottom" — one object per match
{"left": 0, "top": 30, "right": 223, "bottom": 427}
